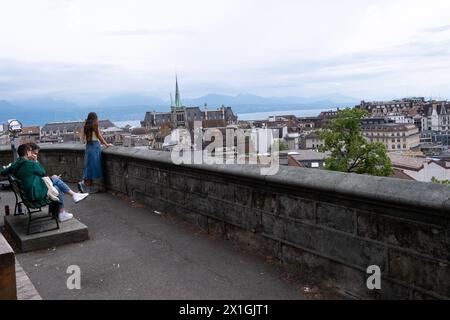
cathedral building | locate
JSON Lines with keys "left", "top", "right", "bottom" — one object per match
{"left": 142, "top": 77, "right": 238, "bottom": 130}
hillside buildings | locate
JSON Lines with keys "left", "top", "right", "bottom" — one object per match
{"left": 421, "top": 102, "right": 450, "bottom": 132}
{"left": 41, "top": 120, "right": 115, "bottom": 143}
{"left": 287, "top": 150, "right": 329, "bottom": 169}
{"left": 357, "top": 98, "right": 450, "bottom": 155}
{"left": 0, "top": 125, "right": 41, "bottom": 145}
{"left": 389, "top": 153, "right": 450, "bottom": 182}
{"left": 361, "top": 118, "right": 420, "bottom": 152}
{"left": 299, "top": 131, "right": 324, "bottom": 150}
{"left": 357, "top": 97, "right": 450, "bottom": 132}
{"left": 19, "top": 126, "right": 41, "bottom": 144}
{"left": 357, "top": 97, "right": 426, "bottom": 116}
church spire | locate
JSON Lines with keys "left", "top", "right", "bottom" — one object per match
{"left": 175, "top": 75, "right": 182, "bottom": 108}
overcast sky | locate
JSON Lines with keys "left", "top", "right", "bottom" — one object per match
{"left": 1, "top": 0, "right": 450, "bottom": 103}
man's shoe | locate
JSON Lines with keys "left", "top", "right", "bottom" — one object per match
{"left": 58, "top": 211, "right": 73, "bottom": 222}
{"left": 73, "top": 193, "right": 89, "bottom": 203}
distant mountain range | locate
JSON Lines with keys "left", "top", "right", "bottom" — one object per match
{"left": 183, "top": 93, "right": 357, "bottom": 106}
{"left": 0, "top": 93, "right": 359, "bottom": 126}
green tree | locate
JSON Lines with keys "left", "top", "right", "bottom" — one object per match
{"left": 318, "top": 108, "right": 393, "bottom": 176}
{"left": 431, "top": 176, "right": 450, "bottom": 185}
{"left": 270, "top": 139, "right": 289, "bottom": 152}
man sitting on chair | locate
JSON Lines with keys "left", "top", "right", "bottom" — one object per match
{"left": 1, "top": 144, "right": 88, "bottom": 222}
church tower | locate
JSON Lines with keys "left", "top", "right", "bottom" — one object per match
{"left": 175, "top": 75, "right": 182, "bottom": 108}
{"left": 171, "top": 75, "right": 185, "bottom": 128}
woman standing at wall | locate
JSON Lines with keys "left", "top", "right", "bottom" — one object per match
{"left": 79, "top": 112, "right": 113, "bottom": 193}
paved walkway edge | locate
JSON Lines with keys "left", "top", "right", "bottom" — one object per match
{"left": 16, "top": 259, "right": 42, "bottom": 300}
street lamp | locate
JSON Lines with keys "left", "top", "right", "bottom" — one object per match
{"left": 8, "top": 119, "right": 23, "bottom": 160}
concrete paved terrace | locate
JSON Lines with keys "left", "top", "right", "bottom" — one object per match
{"left": 0, "top": 186, "right": 330, "bottom": 300}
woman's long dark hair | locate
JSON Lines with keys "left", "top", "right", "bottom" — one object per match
{"left": 84, "top": 112, "right": 99, "bottom": 142}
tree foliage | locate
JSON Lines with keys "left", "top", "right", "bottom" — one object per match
{"left": 270, "top": 139, "right": 289, "bottom": 152}
{"left": 318, "top": 108, "right": 393, "bottom": 176}
{"left": 431, "top": 176, "right": 450, "bottom": 185}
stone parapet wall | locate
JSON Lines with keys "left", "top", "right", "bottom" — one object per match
{"left": 1, "top": 144, "right": 449, "bottom": 299}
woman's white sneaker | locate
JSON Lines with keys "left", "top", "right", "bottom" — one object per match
{"left": 73, "top": 193, "right": 89, "bottom": 203}
{"left": 58, "top": 211, "right": 73, "bottom": 222}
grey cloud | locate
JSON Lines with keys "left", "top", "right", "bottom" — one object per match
{"left": 259, "top": 54, "right": 378, "bottom": 77}
{"left": 262, "top": 37, "right": 450, "bottom": 81}
{"left": 0, "top": 58, "right": 119, "bottom": 98}
{"left": 423, "top": 25, "right": 450, "bottom": 33}
{"left": 100, "top": 29, "right": 195, "bottom": 37}
{"left": 420, "top": 49, "right": 450, "bottom": 57}
{"left": 393, "top": 39, "right": 450, "bottom": 58}
{"left": 0, "top": 58, "right": 116, "bottom": 76}
{"left": 242, "top": 43, "right": 450, "bottom": 98}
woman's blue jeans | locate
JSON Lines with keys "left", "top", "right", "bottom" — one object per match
{"left": 51, "top": 176, "right": 70, "bottom": 208}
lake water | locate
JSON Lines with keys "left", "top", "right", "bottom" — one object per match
{"left": 112, "top": 108, "right": 336, "bottom": 128}
{"left": 112, "top": 120, "right": 143, "bottom": 128}
{"left": 236, "top": 108, "right": 336, "bottom": 120}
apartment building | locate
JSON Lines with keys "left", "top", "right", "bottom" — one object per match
{"left": 362, "top": 118, "right": 420, "bottom": 152}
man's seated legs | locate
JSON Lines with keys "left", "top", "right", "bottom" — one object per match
{"left": 51, "top": 175, "right": 89, "bottom": 222}
{"left": 51, "top": 175, "right": 88, "bottom": 203}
